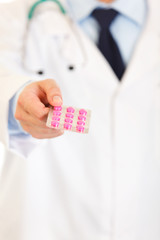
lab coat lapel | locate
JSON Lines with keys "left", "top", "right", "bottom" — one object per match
{"left": 74, "top": 23, "right": 119, "bottom": 88}
{"left": 61, "top": 0, "right": 120, "bottom": 88}
{"left": 119, "top": 0, "right": 160, "bottom": 89}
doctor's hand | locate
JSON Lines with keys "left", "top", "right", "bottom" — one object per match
{"left": 15, "top": 79, "right": 64, "bottom": 139}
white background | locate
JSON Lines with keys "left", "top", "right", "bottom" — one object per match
{"left": 0, "top": 143, "right": 5, "bottom": 177}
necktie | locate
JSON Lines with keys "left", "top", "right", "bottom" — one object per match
{"left": 92, "top": 8, "right": 125, "bottom": 80}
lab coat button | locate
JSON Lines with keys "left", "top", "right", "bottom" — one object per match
{"left": 37, "top": 70, "right": 44, "bottom": 75}
{"left": 68, "top": 65, "right": 75, "bottom": 70}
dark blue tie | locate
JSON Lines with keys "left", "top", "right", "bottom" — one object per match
{"left": 92, "top": 8, "right": 125, "bottom": 80}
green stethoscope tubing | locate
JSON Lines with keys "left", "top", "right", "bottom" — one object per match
{"left": 28, "top": 0, "right": 66, "bottom": 20}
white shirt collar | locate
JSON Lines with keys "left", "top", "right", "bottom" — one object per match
{"left": 66, "top": 0, "right": 148, "bottom": 26}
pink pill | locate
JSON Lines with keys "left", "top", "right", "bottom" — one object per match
{"left": 54, "top": 106, "right": 62, "bottom": 111}
{"left": 65, "top": 113, "right": 74, "bottom": 118}
{"left": 77, "top": 121, "right": 85, "bottom": 126}
{"left": 52, "top": 116, "right": 60, "bottom": 121}
{"left": 67, "top": 107, "right": 75, "bottom": 113}
{"left": 79, "top": 109, "right": 87, "bottom": 116}
{"left": 76, "top": 126, "right": 85, "bottom": 133}
{"left": 53, "top": 111, "right": 61, "bottom": 116}
{"left": 64, "top": 123, "right": 72, "bottom": 130}
{"left": 78, "top": 115, "right": 86, "bottom": 121}
{"left": 65, "top": 118, "right": 73, "bottom": 124}
{"left": 51, "top": 121, "right": 59, "bottom": 128}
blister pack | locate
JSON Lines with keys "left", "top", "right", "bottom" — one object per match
{"left": 46, "top": 106, "right": 91, "bottom": 134}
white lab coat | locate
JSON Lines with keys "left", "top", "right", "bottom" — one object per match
{"left": 0, "top": 0, "right": 160, "bottom": 239}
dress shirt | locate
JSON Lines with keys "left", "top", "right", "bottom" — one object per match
{"left": 67, "top": 0, "right": 148, "bottom": 64}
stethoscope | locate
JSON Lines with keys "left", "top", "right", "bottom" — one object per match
{"left": 27, "top": 0, "right": 87, "bottom": 71}
{"left": 28, "top": 0, "right": 88, "bottom": 70}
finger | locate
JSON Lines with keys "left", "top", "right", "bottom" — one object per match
{"left": 31, "top": 131, "right": 64, "bottom": 139}
{"left": 15, "top": 104, "right": 48, "bottom": 128}
{"left": 21, "top": 123, "right": 64, "bottom": 139}
{"left": 38, "top": 79, "right": 63, "bottom": 107}
{"left": 18, "top": 92, "right": 49, "bottom": 120}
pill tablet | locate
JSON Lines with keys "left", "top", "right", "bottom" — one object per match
{"left": 64, "top": 123, "right": 72, "bottom": 130}
{"left": 77, "top": 121, "right": 85, "bottom": 126}
{"left": 51, "top": 121, "right": 59, "bottom": 128}
{"left": 76, "top": 126, "right": 85, "bottom": 133}
{"left": 79, "top": 109, "right": 87, "bottom": 116}
{"left": 65, "top": 118, "right": 73, "bottom": 124}
{"left": 67, "top": 107, "right": 75, "bottom": 113}
{"left": 53, "top": 111, "right": 61, "bottom": 116}
{"left": 52, "top": 116, "right": 60, "bottom": 122}
{"left": 65, "top": 113, "right": 74, "bottom": 119}
{"left": 54, "top": 106, "right": 62, "bottom": 111}
{"left": 78, "top": 116, "right": 86, "bottom": 121}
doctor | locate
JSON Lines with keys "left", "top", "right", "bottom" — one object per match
{"left": 0, "top": 0, "right": 160, "bottom": 240}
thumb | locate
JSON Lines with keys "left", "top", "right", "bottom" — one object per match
{"left": 39, "top": 79, "right": 63, "bottom": 106}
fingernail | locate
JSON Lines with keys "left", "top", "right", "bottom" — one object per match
{"left": 52, "top": 96, "right": 63, "bottom": 106}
